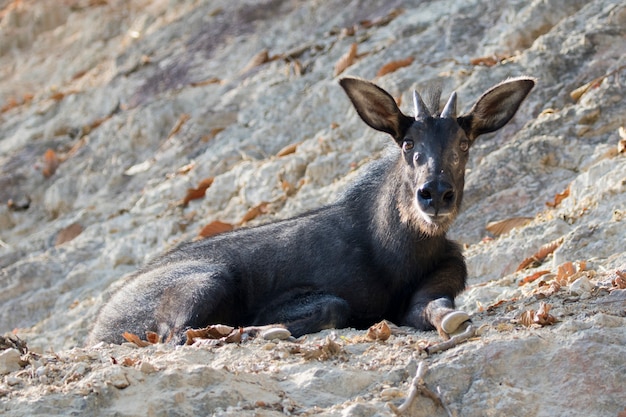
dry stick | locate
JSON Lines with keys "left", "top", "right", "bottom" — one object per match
{"left": 425, "top": 324, "right": 476, "bottom": 355}
{"left": 388, "top": 362, "right": 450, "bottom": 416}
{"left": 388, "top": 326, "right": 477, "bottom": 415}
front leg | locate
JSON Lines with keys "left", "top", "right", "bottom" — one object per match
{"left": 401, "top": 244, "right": 470, "bottom": 339}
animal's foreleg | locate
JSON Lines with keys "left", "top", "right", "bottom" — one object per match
{"left": 401, "top": 257, "right": 469, "bottom": 339}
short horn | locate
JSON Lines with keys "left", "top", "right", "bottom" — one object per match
{"left": 441, "top": 91, "right": 457, "bottom": 119}
{"left": 413, "top": 90, "right": 431, "bottom": 119}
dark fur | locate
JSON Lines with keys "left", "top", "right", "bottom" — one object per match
{"left": 88, "top": 77, "right": 534, "bottom": 345}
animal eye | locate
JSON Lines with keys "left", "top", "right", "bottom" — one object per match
{"left": 459, "top": 140, "right": 469, "bottom": 152}
{"left": 402, "top": 140, "right": 414, "bottom": 152}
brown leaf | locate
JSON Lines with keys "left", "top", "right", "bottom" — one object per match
{"left": 181, "top": 177, "right": 214, "bottom": 206}
{"left": 145, "top": 331, "right": 161, "bottom": 344}
{"left": 556, "top": 261, "right": 577, "bottom": 284}
{"left": 519, "top": 270, "right": 550, "bottom": 286}
{"left": 359, "top": 8, "right": 403, "bottom": 28}
{"left": 471, "top": 53, "right": 513, "bottom": 67}
{"left": 224, "top": 328, "right": 243, "bottom": 343}
{"left": 1, "top": 97, "right": 20, "bottom": 113}
{"left": 55, "top": 222, "right": 83, "bottom": 246}
{"left": 519, "top": 303, "right": 556, "bottom": 327}
{"left": 202, "top": 127, "right": 225, "bottom": 142}
{"left": 612, "top": 270, "right": 626, "bottom": 290}
{"left": 121, "top": 357, "right": 137, "bottom": 367}
{"left": 302, "top": 336, "right": 343, "bottom": 361}
{"left": 334, "top": 43, "right": 358, "bottom": 76}
{"left": 240, "top": 49, "right": 272, "bottom": 74}
{"left": 122, "top": 332, "right": 152, "bottom": 347}
{"left": 470, "top": 56, "right": 499, "bottom": 67}
{"left": 366, "top": 320, "right": 392, "bottom": 341}
{"left": 49, "top": 92, "right": 66, "bottom": 101}
{"left": 534, "top": 302, "right": 557, "bottom": 325}
{"left": 167, "top": 114, "right": 191, "bottom": 139}
{"left": 190, "top": 77, "right": 221, "bottom": 87}
{"left": 376, "top": 57, "right": 414, "bottom": 77}
{"left": 516, "top": 237, "right": 564, "bottom": 271}
{"left": 546, "top": 186, "right": 570, "bottom": 208}
{"left": 198, "top": 221, "right": 234, "bottom": 239}
{"left": 240, "top": 202, "right": 270, "bottom": 224}
{"left": 276, "top": 142, "right": 298, "bottom": 157}
{"left": 486, "top": 217, "right": 533, "bottom": 236}
{"left": 42, "top": 149, "right": 60, "bottom": 178}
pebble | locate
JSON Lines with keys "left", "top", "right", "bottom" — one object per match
{"left": 0, "top": 349, "right": 22, "bottom": 375}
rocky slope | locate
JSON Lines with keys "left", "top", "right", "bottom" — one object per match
{"left": 0, "top": 0, "right": 625, "bottom": 416}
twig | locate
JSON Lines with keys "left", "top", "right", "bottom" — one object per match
{"left": 426, "top": 324, "right": 475, "bottom": 355}
{"left": 437, "top": 386, "right": 454, "bottom": 417}
{"left": 388, "top": 361, "right": 453, "bottom": 416}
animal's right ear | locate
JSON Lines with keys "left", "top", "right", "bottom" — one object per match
{"left": 340, "top": 77, "right": 413, "bottom": 142}
{"left": 458, "top": 77, "right": 535, "bottom": 141}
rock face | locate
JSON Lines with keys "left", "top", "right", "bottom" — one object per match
{"left": 0, "top": 0, "right": 625, "bottom": 416}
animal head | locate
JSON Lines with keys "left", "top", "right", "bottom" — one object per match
{"left": 340, "top": 76, "right": 535, "bottom": 235}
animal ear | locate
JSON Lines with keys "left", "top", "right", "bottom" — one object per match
{"left": 340, "top": 77, "right": 413, "bottom": 141}
{"left": 458, "top": 77, "right": 535, "bottom": 141}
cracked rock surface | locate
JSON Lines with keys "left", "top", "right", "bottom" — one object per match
{"left": 1, "top": 0, "right": 625, "bottom": 415}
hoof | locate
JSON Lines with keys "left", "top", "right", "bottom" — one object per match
{"left": 441, "top": 310, "right": 471, "bottom": 334}
{"left": 260, "top": 327, "right": 292, "bottom": 341}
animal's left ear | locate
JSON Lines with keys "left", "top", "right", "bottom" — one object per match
{"left": 458, "top": 77, "right": 535, "bottom": 141}
{"left": 340, "top": 77, "right": 413, "bottom": 142}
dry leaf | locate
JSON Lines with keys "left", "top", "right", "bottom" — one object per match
{"left": 301, "top": 336, "right": 343, "bottom": 361}
{"left": 202, "top": 127, "right": 226, "bottom": 142}
{"left": 534, "top": 302, "right": 557, "bottom": 325}
{"left": 198, "top": 221, "right": 234, "bottom": 239}
{"left": 1, "top": 97, "right": 19, "bottom": 113}
{"left": 486, "top": 217, "right": 533, "bottom": 236}
{"left": 470, "top": 53, "right": 512, "bottom": 67}
{"left": 240, "top": 49, "right": 273, "bottom": 74}
{"left": 470, "top": 56, "right": 498, "bottom": 67}
{"left": 49, "top": 92, "right": 66, "bottom": 101}
{"left": 145, "top": 331, "right": 160, "bottom": 344}
{"left": 519, "top": 270, "right": 550, "bottom": 286}
{"left": 546, "top": 186, "right": 570, "bottom": 208}
{"left": 516, "top": 237, "right": 564, "bottom": 271}
{"left": 519, "top": 302, "right": 556, "bottom": 327}
{"left": 42, "top": 149, "right": 60, "bottom": 178}
{"left": 376, "top": 57, "right": 414, "bottom": 77}
{"left": 334, "top": 43, "right": 358, "bottom": 76}
{"left": 359, "top": 8, "right": 403, "bottom": 28}
{"left": 55, "top": 222, "right": 83, "bottom": 246}
{"left": 122, "top": 332, "right": 152, "bottom": 347}
{"left": 185, "top": 324, "right": 235, "bottom": 344}
{"left": 240, "top": 202, "right": 270, "bottom": 224}
{"left": 121, "top": 357, "right": 137, "bottom": 366}
{"left": 556, "top": 261, "right": 577, "bottom": 284}
{"left": 181, "top": 177, "right": 214, "bottom": 206}
{"left": 612, "top": 270, "right": 626, "bottom": 290}
{"left": 190, "top": 77, "right": 221, "bottom": 87}
{"left": 276, "top": 143, "right": 298, "bottom": 157}
{"left": 366, "top": 320, "right": 392, "bottom": 341}
{"left": 167, "top": 114, "right": 191, "bottom": 139}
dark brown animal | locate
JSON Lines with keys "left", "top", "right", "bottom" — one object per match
{"left": 88, "top": 77, "right": 534, "bottom": 345}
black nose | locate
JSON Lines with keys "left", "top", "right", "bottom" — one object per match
{"left": 417, "top": 180, "right": 455, "bottom": 215}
